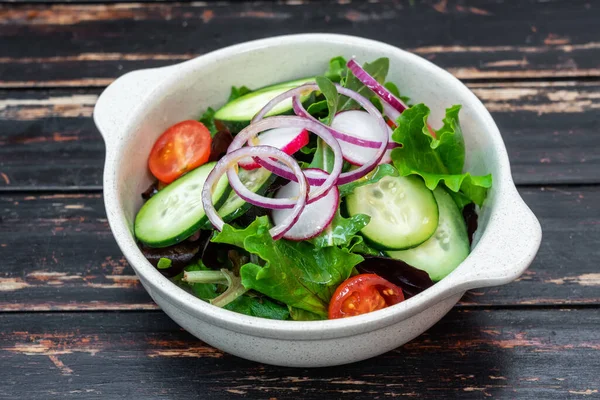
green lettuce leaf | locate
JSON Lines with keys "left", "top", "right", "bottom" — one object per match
{"left": 289, "top": 307, "right": 325, "bottom": 321}
{"left": 324, "top": 56, "right": 348, "bottom": 83}
{"left": 182, "top": 261, "right": 220, "bottom": 301}
{"left": 338, "top": 164, "right": 399, "bottom": 197}
{"left": 311, "top": 211, "right": 370, "bottom": 249}
{"left": 315, "top": 76, "right": 338, "bottom": 126}
{"left": 390, "top": 104, "right": 492, "bottom": 206}
{"left": 212, "top": 217, "right": 364, "bottom": 317}
{"left": 199, "top": 107, "right": 218, "bottom": 136}
{"left": 227, "top": 85, "right": 253, "bottom": 102}
{"left": 224, "top": 295, "right": 290, "bottom": 320}
{"left": 339, "top": 57, "right": 389, "bottom": 112}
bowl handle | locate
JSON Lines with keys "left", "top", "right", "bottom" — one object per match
{"left": 437, "top": 184, "right": 542, "bottom": 296}
{"left": 93, "top": 66, "right": 177, "bottom": 149}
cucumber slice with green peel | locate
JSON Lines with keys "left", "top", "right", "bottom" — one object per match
{"left": 346, "top": 175, "right": 438, "bottom": 250}
{"left": 135, "top": 162, "right": 229, "bottom": 247}
{"left": 214, "top": 77, "right": 315, "bottom": 132}
{"left": 201, "top": 167, "right": 274, "bottom": 229}
{"left": 386, "top": 187, "right": 470, "bottom": 282}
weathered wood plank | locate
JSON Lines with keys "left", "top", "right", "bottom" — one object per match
{"left": 0, "top": 186, "right": 599, "bottom": 311}
{"left": 0, "top": 0, "right": 599, "bottom": 87}
{"left": 1, "top": 81, "right": 599, "bottom": 189}
{"left": 0, "top": 309, "right": 598, "bottom": 399}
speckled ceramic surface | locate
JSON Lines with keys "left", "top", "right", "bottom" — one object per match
{"left": 94, "top": 34, "right": 542, "bottom": 367}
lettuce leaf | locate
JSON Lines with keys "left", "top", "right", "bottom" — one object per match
{"left": 338, "top": 164, "right": 399, "bottom": 197}
{"left": 311, "top": 211, "right": 370, "bottom": 249}
{"left": 224, "top": 295, "right": 290, "bottom": 320}
{"left": 212, "top": 217, "right": 363, "bottom": 317}
{"left": 227, "top": 85, "right": 253, "bottom": 102}
{"left": 199, "top": 107, "right": 218, "bottom": 136}
{"left": 338, "top": 57, "right": 389, "bottom": 112}
{"left": 390, "top": 104, "right": 492, "bottom": 206}
{"left": 324, "top": 56, "right": 348, "bottom": 83}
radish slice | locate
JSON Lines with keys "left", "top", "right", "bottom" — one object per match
{"left": 239, "top": 127, "right": 309, "bottom": 170}
{"left": 227, "top": 116, "right": 343, "bottom": 205}
{"left": 202, "top": 145, "right": 308, "bottom": 240}
{"left": 331, "top": 110, "right": 394, "bottom": 165}
{"left": 251, "top": 83, "right": 389, "bottom": 185}
{"left": 271, "top": 169, "right": 339, "bottom": 240}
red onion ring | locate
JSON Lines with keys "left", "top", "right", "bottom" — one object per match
{"left": 292, "top": 97, "right": 398, "bottom": 150}
{"left": 201, "top": 146, "right": 308, "bottom": 240}
{"left": 250, "top": 83, "right": 389, "bottom": 185}
{"left": 227, "top": 116, "right": 343, "bottom": 203}
{"left": 346, "top": 59, "right": 436, "bottom": 138}
{"left": 347, "top": 59, "right": 408, "bottom": 113}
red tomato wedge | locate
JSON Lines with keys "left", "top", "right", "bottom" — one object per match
{"left": 328, "top": 274, "right": 405, "bottom": 319}
{"left": 148, "top": 120, "right": 212, "bottom": 183}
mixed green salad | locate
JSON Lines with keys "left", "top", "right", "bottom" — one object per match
{"left": 134, "top": 56, "right": 492, "bottom": 320}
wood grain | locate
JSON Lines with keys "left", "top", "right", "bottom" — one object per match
{"left": 1, "top": 81, "right": 599, "bottom": 190}
{"left": 0, "top": 309, "right": 598, "bottom": 399}
{"left": 1, "top": 0, "right": 599, "bottom": 87}
{"left": 1, "top": 186, "right": 599, "bottom": 311}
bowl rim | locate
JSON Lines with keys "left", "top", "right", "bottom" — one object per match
{"left": 99, "top": 33, "right": 529, "bottom": 340}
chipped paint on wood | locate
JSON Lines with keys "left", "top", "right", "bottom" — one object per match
{"left": 546, "top": 274, "right": 600, "bottom": 287}
{"left": 0, "top": 278, "right": 30, "bottom": 291}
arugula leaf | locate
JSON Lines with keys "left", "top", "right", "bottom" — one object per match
{"left": 311, "top": 211, "right": 370, "bottom": 248}
{"left": 390, "top": 104, "right": 492, "bottom": 206}
{"left": 324, "top": 56, "right": 348, "bottom": 83}
{"left": 346, "top": 235, "right": 382, "bottom": 256}
{"left": 306, "top": 100, "right": 328, "bottom": 117}
{"left": 227, "top": 85, "right": 253, "bottom": 102}
{"left": 289, "top": 307, "right": 325, "bottom": 321}
{"left": 338, "top": 164, "right": 399, "bottom": 197}
{"left": 384, "top": 82, "right": 411, "bottom": 105}
{"left": 338, "top": 58, "right": 389, "bottom": 112}
{"left": 224, "top": 295, "right": 290, "bottom": 320}
{"left": 309, "top": 138, "right": 335, "bottom": 172}
{"left": 212, "top": 217, "right": 364, "bottom": 317}
{"left": 315, "top": 76, "right": 338, "bottom": 126}
{"left": 199, "top": 107, "right": 218, "bottom": 136}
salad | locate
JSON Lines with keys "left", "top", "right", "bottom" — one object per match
{"left": 134, "top": 56, "right": 492, "bottom": 321}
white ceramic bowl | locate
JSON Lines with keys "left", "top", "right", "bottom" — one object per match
{"left": 94, "top": 34, "right": 542, "bottom": 367}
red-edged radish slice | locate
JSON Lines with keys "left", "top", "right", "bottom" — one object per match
{"left": 271, "top": 169, "right": 339, "bottom": 241}
{"left": 331, "top": 110, "right": 394, "bottom": 166}
{"left": 239, "top": 127, "right": 309, "bottom": 170}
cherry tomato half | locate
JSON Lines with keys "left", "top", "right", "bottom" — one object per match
{"left": 148, "top": 120, "right": 212, "bottom": 183}
{"left": 328, "top": 274, "right": 405, "bottom": 319}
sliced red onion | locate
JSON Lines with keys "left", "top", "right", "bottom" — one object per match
{"left": 292, "top": 96, "right": 398, "bottom": 151}
{"left": 347, "top": 59, "right": 437, "bottom": 138}
{"left": 250, "top": 83, "right": 389, "bottom": 185}
{"left": 201, "top": 146, "right": 308, "bottom": 239}
{"left": 331, "top": 110, "right": 394, "bottom": 165}
{"left": 239, "top": 127, "right": 309, "bottom": 170}
{"left": 227, "top": 116, "right": 343, "bottom": 203}
{"left": 271, "top": 169, "right": 339, "bottom": 241}
{"left": 347, "top": 59, "right": 408, "bottom": 113}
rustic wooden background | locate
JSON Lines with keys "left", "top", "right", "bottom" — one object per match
{"left": 1, "top": 0, "right": 599, "bottom": 398}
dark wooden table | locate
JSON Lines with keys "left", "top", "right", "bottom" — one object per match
{"left": 1, "top": 0, "right": 599, "bottom": 398}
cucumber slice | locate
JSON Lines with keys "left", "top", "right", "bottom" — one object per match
{"left": 346, "top": 175, "right": 438, "bottom": 250}
{"left": 386, "top": 187, "right": 470, "bottom": 282}
{"left": 135, "top": 162, "right": 229, "bottom": 247}
{"left": 214, "top": 77, "right": 315, "bottom": 132}
{"left": 201, "top": 167, "right": 274, "bottom": 228}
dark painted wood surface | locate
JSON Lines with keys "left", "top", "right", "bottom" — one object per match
{"left": 1, "top": 0, "right": 599, "bottom": 88}
{"left": 2, "top": 81, "right": 599, "bottom": 190}
{"left": 1, "top": 0, "right": 599, "bottom": 398}
{"left": 1, "top": 186, "right": 599, "bottom": 311}
{"left": 1, "top": 310, "right": 599, "bottom": 399}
